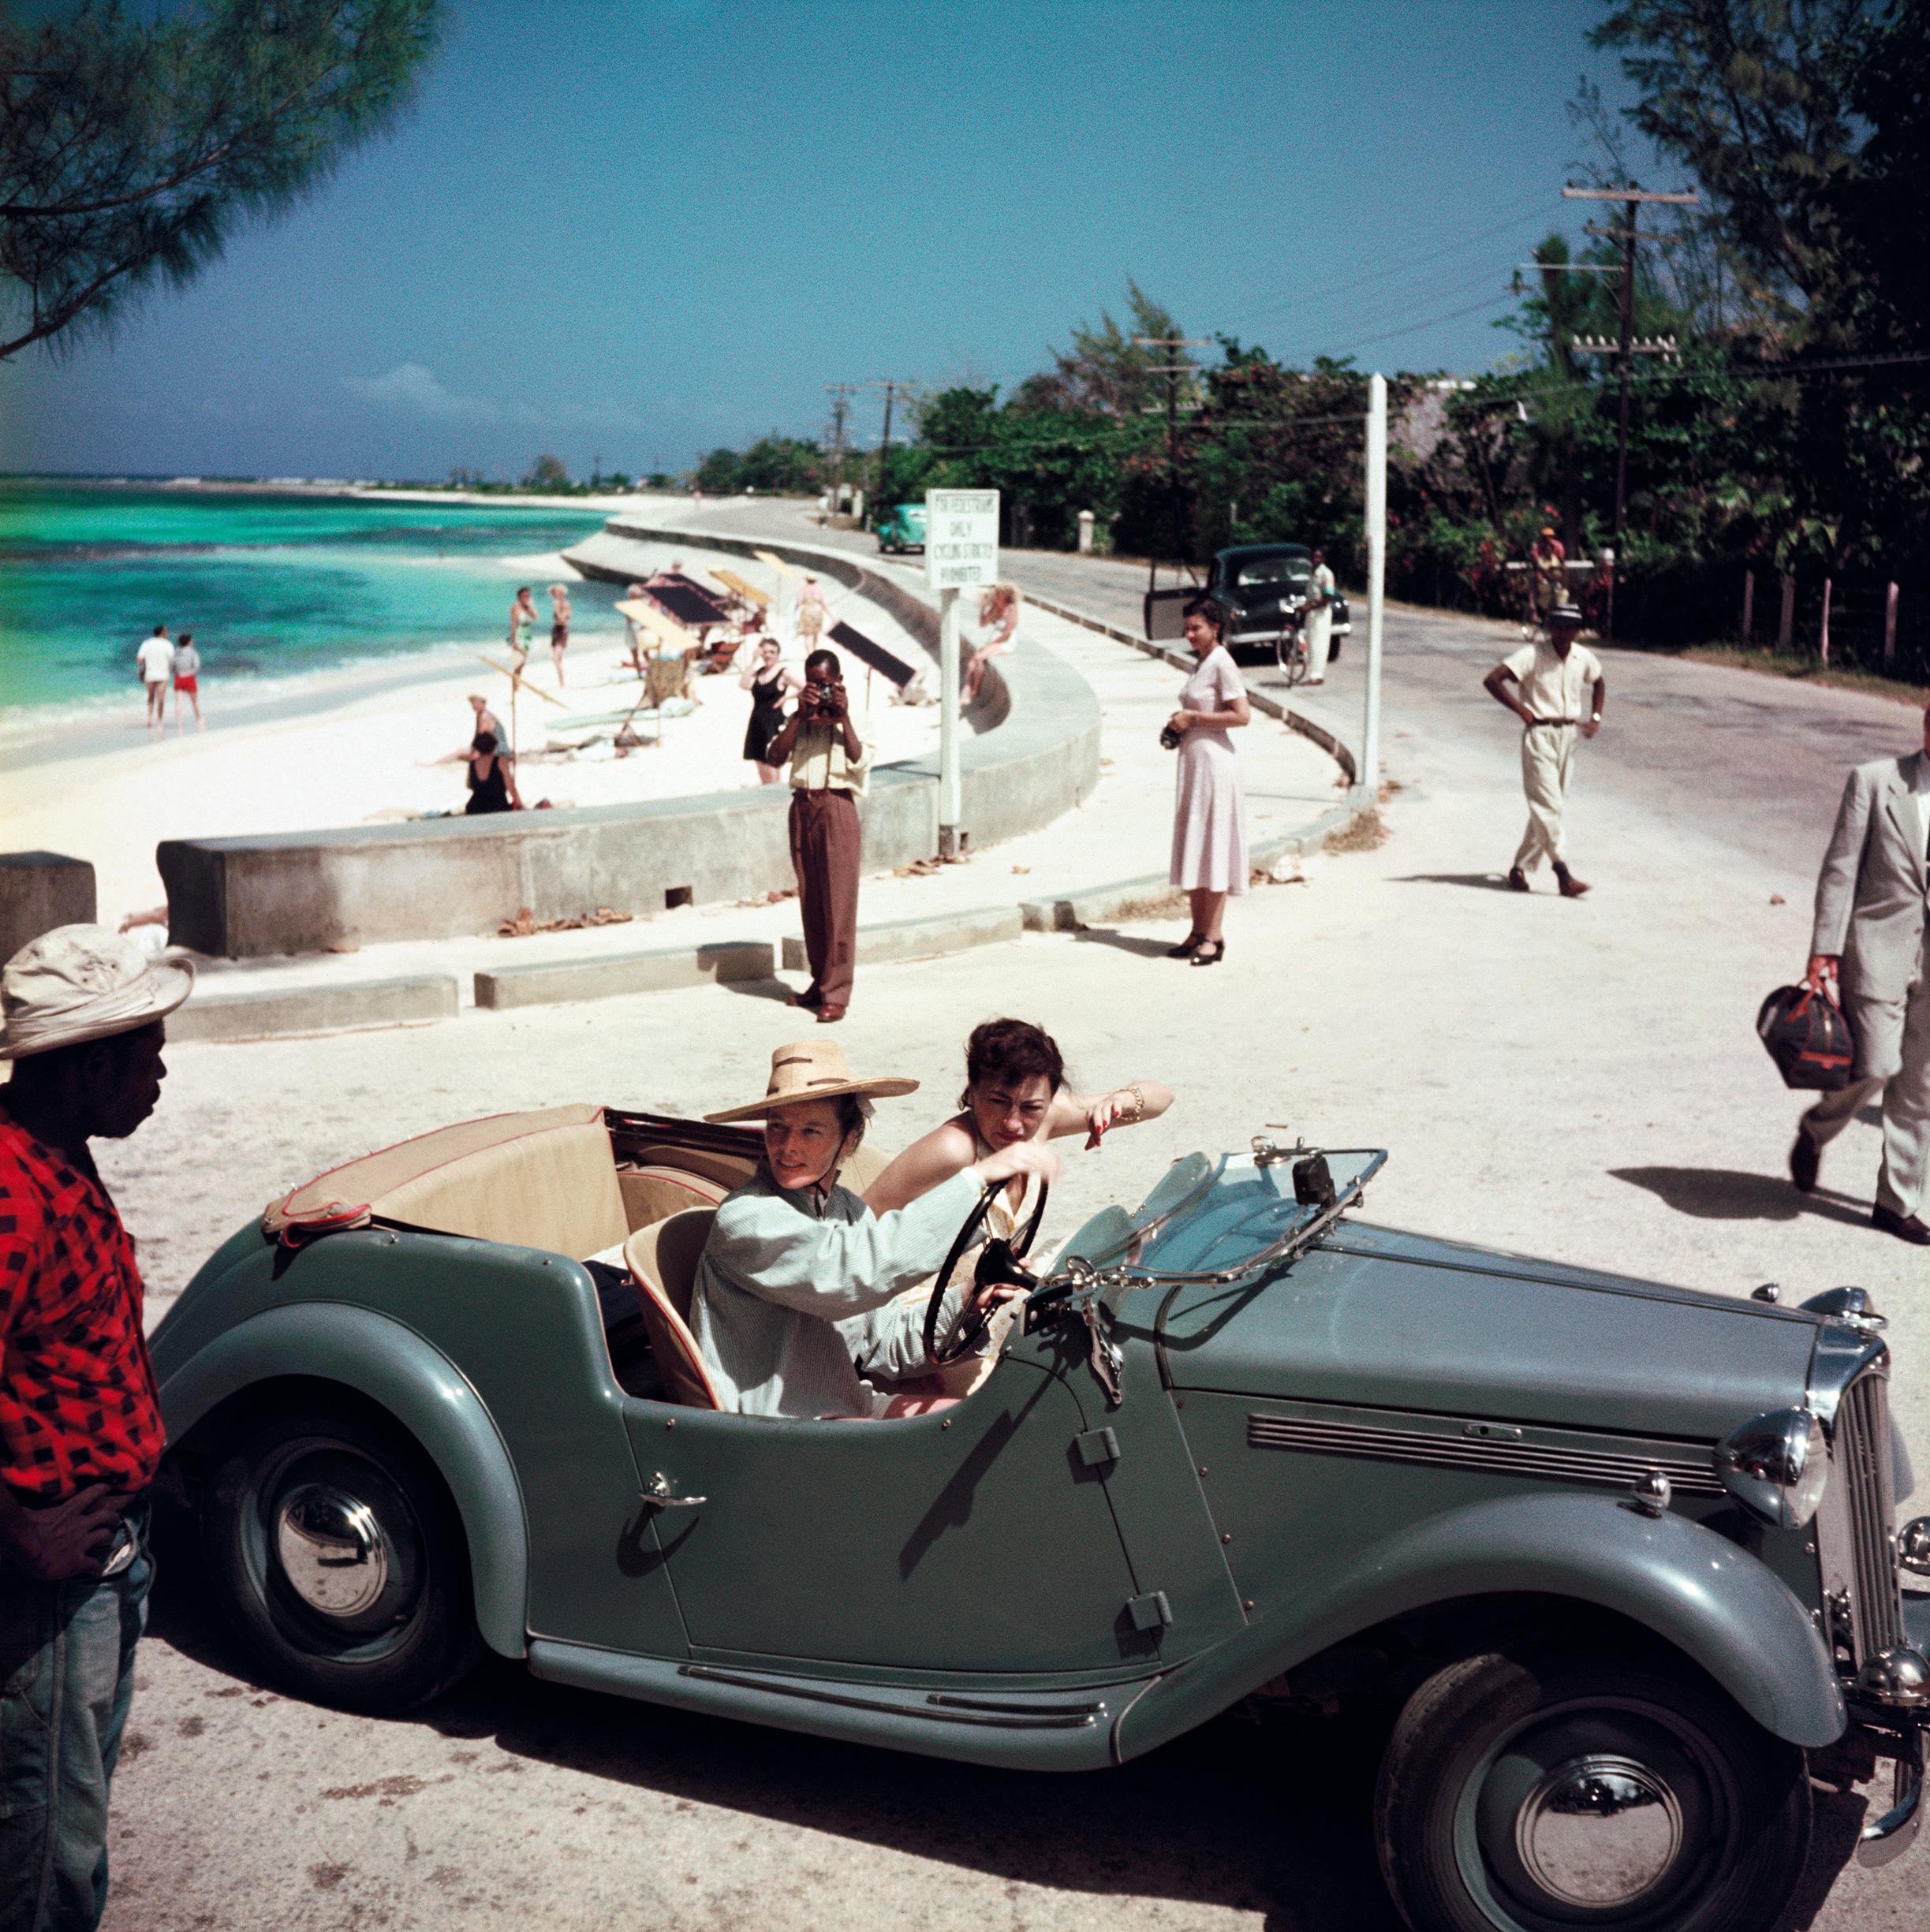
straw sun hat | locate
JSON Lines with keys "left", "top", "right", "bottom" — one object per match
{"left": 0, "top": 923, "right": 193, "bottom": 1060}
{"left": 706, "top": 1040, "right": 916, "bottom": 1123}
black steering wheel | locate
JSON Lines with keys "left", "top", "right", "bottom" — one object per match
{"left": 922, "top": 1178, "right": 1051, "bottom": 1367}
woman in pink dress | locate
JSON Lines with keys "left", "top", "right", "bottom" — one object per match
{"left": 1167, "top": 596, "right": 1251, "bottom": 965}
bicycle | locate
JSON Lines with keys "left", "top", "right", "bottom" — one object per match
{"left": 1273, "top": 610, "right": 1310, "bottom": 686}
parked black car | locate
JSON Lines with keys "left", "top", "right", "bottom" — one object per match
{"left": 1209, "top": 544, "right": 1350, "bottom": 662}
{"left": 1144, "top": 545, "right": 1353, "bottom": 667}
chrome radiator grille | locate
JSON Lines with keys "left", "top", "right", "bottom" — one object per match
{"left": 1839, "top": 1368, "right": 1902, "bottom": 1664}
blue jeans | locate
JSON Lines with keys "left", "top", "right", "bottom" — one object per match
{"left": 0, "top": 1509, "right": 151, "bottom": 1932}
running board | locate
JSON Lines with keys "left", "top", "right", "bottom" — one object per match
{"left": 526, "top": 1641, "right": 1152, "bottom": 1773}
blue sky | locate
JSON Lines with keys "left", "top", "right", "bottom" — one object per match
{"left": 0, "top": 0, "right": 1645, "bottom": 482}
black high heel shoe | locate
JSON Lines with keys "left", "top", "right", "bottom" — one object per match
{"left": 1166, "top": 931, "right": 1205, "bottom": 959}
{"left": 1191, "top": 938, "right": 1227, "bottom": 967}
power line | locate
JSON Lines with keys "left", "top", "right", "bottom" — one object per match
{"left": 1213, "top": 187, "right": 1554, "bottom": 338}
{"left": 1320, "top": 291, "right": 1516, "bottom": 356}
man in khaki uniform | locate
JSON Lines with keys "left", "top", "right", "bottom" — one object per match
{"left": 1482, "top": 602, "right": 1606, "bottom": 897}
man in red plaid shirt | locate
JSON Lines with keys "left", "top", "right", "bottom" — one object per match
{"left": 1, "top": 924, "right": 191, "bottom": 1932}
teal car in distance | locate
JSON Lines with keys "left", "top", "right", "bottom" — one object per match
{"left": 151, "top": 1106, "right": 1929, "bottom": 1932}
{"left": 875, "top": 502, "right": 926, "bottom": 553}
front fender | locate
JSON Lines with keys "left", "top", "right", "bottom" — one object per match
{"left": 1114, "top": 1491, "right": 1844, "bottom": 1762}
{"left": 162, "top": 1302, "right": 529, "bottom": 1659}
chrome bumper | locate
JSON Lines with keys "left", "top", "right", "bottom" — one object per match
{"left": 1857, "top": 1718, "right": 1925, "bottom": 1867}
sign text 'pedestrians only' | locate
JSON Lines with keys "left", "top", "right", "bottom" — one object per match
{"left": 924, "top": 489, "right": 1000, "bottom": 590}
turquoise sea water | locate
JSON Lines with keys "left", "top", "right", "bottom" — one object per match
{"left": 0, "top": 480, "right": 612, "bottom": 718}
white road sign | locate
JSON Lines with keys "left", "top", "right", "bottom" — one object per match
{"left": 924, "top": 489, "right": 1000, "bottom": 590}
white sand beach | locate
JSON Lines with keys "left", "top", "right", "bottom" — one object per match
{"left": 0, "top": 620, "right": 937, "bottom": 927}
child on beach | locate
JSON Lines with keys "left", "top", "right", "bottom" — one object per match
{"left": 549, "top": 584, "right": 573, "bottom": 686}
{"left": 136, "top": 624, "right": 173, "bottom": 737}
{"left": 171, "top": 631, "right": 203, "bottom": 732}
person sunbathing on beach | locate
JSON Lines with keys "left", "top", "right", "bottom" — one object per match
{"left": 462, "top": 731, "right": 521, "bottom": 815}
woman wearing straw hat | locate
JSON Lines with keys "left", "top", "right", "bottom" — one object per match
{"left": 691, "top": 1040, "right": 1061, "bottom": 1419}
{"left": 0, "top": 923, "right": 192, "bottom": 1931}
{"left": 793, "top": 573, "right": 828, "bottom": 649}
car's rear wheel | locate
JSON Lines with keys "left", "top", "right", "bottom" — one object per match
{"left": 202, "top": 1403, "right": 483, "bottom": 1713}
{"left": 1374, "top": 1643, "right": 1810, "bottom": 1932}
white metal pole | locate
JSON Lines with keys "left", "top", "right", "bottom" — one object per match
{"left": 1362, "top": 371, "right": 1387, "bottom": 804}
{"left": 939, "top": 586, "right": 961, "bottom": 856}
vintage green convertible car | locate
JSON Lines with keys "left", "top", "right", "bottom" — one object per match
{"left": 151, "top": 1105, "right": 1929, "bottom": 1932}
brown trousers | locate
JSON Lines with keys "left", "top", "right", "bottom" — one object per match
{"left": 789, "top": 788, "right": 861, "bottom": 1008}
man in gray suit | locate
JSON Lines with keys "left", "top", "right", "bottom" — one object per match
{"left": 1791, "top": 703, "right": 1930, "bottom": 1243}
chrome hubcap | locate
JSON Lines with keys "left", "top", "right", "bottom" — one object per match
{"left": 1514, "top": 1752, "right": 1685, "bottom": 1908}
{"left": 274, "top": 1483, "right": 390, "bottom": 1619}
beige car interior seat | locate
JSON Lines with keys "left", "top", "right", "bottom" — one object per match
{"left": 623, "top": 1211, "right": 721, "bottom": 1408}
{"left": 835, "top": 1139, "right": 890, "bottom": 1197}
{"left": 267, "top": 1104, "right": 627, "bottom": 1259}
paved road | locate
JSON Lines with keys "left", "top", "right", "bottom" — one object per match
{"left": 681, "top": 496, "right": 1924, "bottom": 882}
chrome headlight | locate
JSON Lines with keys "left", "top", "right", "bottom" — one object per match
{"left": 1715, "top": 1408, "right": 1830, "bottom": 1529}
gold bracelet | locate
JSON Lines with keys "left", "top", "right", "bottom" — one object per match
{"left": 1114, "top": 1083, "right": 1145, "bottom": 1125}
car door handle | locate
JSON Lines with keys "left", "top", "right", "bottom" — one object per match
{"left": 641, "top": 1471, "right": 707, "bottom": 1509}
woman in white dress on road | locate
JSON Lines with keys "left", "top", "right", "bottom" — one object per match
{"left": 1167, "top": 595, "right": 1250, "bottom": 966}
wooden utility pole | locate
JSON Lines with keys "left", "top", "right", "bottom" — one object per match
{"left": 866, "top": 379, "right": 913, "bottom": 528}
{"left": 823, "top": 382, "right": 857, "bottom": 518}
{"left": 1561, "top": 183, "right": 1698, "bottom": 638}
{"left": 1133, "top": 334, "right": 1210, "bottom": 591}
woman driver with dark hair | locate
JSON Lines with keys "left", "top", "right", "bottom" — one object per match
{"left": 864, "top": 1018, "right": 1174, "bottom": 1220}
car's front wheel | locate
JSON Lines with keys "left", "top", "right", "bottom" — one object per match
{"left": 202, "top": 1403, "right": 483, "bottom": 1713}
{"left": 1375, "top": 1642, "right": 1811, "bottom": 1932}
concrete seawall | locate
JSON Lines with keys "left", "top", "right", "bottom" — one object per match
{"left": 159, "top": 528, "right": 1099, "bottom": 959}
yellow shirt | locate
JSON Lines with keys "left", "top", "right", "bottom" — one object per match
{"left": 1502, "top": 638, "right": 1603, "bottom": 724}
{"left": 787, "top": 708, "right": 874, "bottom": 798}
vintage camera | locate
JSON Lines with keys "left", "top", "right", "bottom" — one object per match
{"left": 1159, "top": 723, "right": 1183, "bottom": 751}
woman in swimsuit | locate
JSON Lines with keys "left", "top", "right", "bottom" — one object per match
{"left": 463, "top": 730, "right": 522, "bottom": 815}
{"left": 739, "top": 636, "right": 801, "bottom": 784}
{"left": 794, "top": 573, "right": 828, "bottom": 648}
{"left": 864, "top": 1018, "right": 1174, "bottom": 1223}
{"left": 548, "top": 583, "right": 573, "bottom": 686}
{"left": 963, "top": 582, "right": 1021, "bottom": 702}
{"left": 859, "top": 1020, "right": 1172, "bottom": 1401}
{"left": 508, "top": 587, "right": 539, "bottom": 669}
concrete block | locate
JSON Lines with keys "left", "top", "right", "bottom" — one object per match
{"left": 0, "top": 852, "right": 96, "bottom": 964}
{"left": 475, "top": 941, "right": 775, "bottom": 1010}
{"left": 779, "top": 906, "right": 1023, "bottom": 974}
{"left": 167, "top": 974, "right": 458, "bottom": 1044}
{"left": 1020, "top": 875, "right": 1185, "bottom": 933}
{"left": 155, "top": 524, "right": 1101, "bottom": 959}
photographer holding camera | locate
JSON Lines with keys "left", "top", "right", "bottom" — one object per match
{"left": 767, "top": 649, "right": 874, "bottom": 1024}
